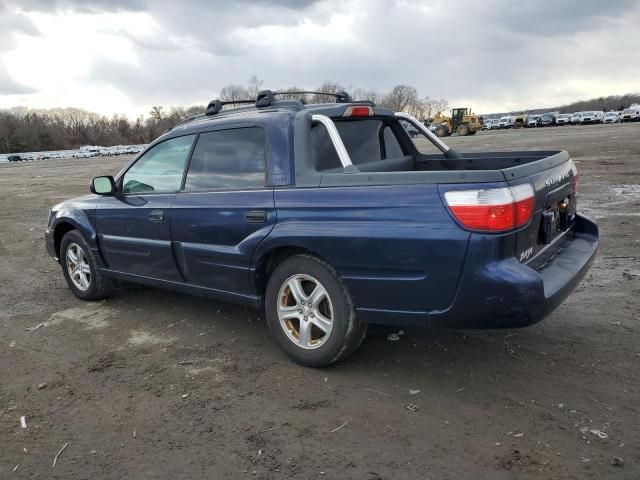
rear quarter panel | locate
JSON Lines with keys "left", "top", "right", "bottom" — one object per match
{"left": 260, "top": 184, "right": 470, "bottom": 317}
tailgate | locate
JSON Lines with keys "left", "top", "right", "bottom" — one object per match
{"left": 504, "top": 151, "right": 578, "bottom": 263}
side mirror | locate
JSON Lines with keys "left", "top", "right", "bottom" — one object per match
{"left": 90, "top": 176, "right": 116, "bottom": 195}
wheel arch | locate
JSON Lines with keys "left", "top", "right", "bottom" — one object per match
{"left": 53, "top": 221, "right": 78, "bottom": 259}
{"left": 253, "top": 245, "right": 332, "bottom": 297}
{"left": 51, "top": 211, "right": 100, "bottom": 262}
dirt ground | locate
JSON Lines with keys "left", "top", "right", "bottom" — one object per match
{"left": 1, "top": 123, "right": 639, "bottom": 479}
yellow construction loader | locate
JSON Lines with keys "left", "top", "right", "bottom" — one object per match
{"left": 431, "top": 108, "right": 483, "bottom": 137}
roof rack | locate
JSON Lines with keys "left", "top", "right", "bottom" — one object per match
{"left": 175, "top": 88, "right": 373, "bottom": 128}
{"left": 205, "top": 89, "right": 357, "bottom": 116}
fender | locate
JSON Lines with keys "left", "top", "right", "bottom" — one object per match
{"left": 47, "top": 195, "right": 106, "bottom": 267}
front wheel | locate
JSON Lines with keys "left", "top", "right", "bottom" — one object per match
{"left": 456, "top": 124, "right": 469, "bottom": 136}
{"left": 60, "top": 230, "right": 113, "bottom": 300}
{"left": 435, "top": 125, "right": 448, "bottom": 137}
{"left": 265, "top": 255, "right": 367, "bottom": 367}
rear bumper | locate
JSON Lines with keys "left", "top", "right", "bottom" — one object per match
{"left": 428, "top": 214, "right": 598, "bottom": 328}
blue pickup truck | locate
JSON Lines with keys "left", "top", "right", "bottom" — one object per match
{"left": 46, "top": 90, "right": 598, "bottom": 366}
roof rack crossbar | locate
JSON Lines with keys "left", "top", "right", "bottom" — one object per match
{"left": 202, "top": 88, "right": 372, "bottom": 118}
{"left": 268, "top": 90, "right": 352, "bottom": 103}
{"left": 206, "top": 98, "right": 256, "bottom": 116}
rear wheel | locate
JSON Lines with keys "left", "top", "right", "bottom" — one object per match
{"left": 456, "top": 123, "right": 469, "bottom": 136}
{"left": 60, "top": 230, "right": 113, "bottom": 300}
{"left": 435, "top": 125, "right": 448, "bottom": 137}
{"left": 265, "top": 254, "right": 367, "bottom": 367}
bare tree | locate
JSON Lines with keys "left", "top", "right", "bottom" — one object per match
{"left": 308, "top": 81, "right": 345, "bottom": 104}
{"left": 149, "top": 106, "right": 164, "bottom": 120}
{"left": 415, "top": 97, "right": 449, "bottom": 121}
{"left": 0, "top": 112, "right": 21, "bottom": 152}
{"left": 247, "top": 75, "right": 264, "bottom": 98}
{"left": 275, "top": 86, "right": 307, "bottom": 102}
{"left": 348, "top": 86, "right": 380, "bottom": 103}
{"left": 380, "top": 85, "right": 419, "bottom": 112}
{"left": 219, "top": 84, "right": 250, "bottom": 103}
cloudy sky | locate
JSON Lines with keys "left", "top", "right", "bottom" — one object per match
{"left": 1, "top": 0, "right": 639, "bottom": 117}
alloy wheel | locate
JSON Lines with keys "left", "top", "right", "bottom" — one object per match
{"left": 66, "top": 242, "right": 91, "bottom": 291}
{"left": 277, "top": 274, "right": 334, "bottom": 349}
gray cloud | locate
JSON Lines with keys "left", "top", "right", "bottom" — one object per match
{"left": 16, "top": 0, "right": 147, "bottom": 13}
{"left": 0, "top": 63, "right": 37, "bottom": 95}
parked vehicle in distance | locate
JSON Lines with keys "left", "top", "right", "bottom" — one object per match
{"left": 527, "top": 115, "right": 541, "bottom": 127}
{"left": 514, "top": 115, "right": 528, "bottom": 129}
{"left": 45, "top": 90, "right": 598, "bottom": 366}
{"left": 603, "top": 111, "right": 621, "bottom": 124}
{"left": 570, "top": 112, "right": 583, "bottom": 125}
{"left": 8, "top": 155, "right": 22, "bottom": 162}
{"left": 483, "top": 118, "right": 500, "bottom": 130}
{"left": 498, "top": 115, "right": 516, "bottom": 129}
{"left": 540, "top": 112, "right": 557, "bottom": 127}
{"left": 555, "top": 114, "right": 572, "bottom": 125}
{"left": 580, "top": 111, "right": 603, "bottom": 124}
{"left": 621, "top": 105, "right": 640, "bottom": 122}
{"left": 402, "top": 122, "right": 419, "bottom": 138}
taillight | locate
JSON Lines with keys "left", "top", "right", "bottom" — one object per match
{"left": 444, "top": 183, "right": 535, "bottom": 232}
{"left": 343, "top": 105, "right": 373, "bottom": 117}
{"left": 572, "top": 173, "right": 579, "bottom": 195}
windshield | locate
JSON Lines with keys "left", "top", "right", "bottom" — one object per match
{"left": 623, "top": 109, "right": 633, "bottom": 114}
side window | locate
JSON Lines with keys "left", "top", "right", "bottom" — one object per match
{"left": 184, "top": 127, "right": 266, "bottom": 191}
{"left": 383, "top": 126, "right": 404, "bottom": 158}
{"left": 122, "top": 135, "right": 195, "bottom": 194}
{"left": 398, "top": 119, "right": 441, "bottom": 155}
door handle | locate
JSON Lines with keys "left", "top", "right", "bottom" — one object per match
{"left": 245, "top": 210, "right": 267, "bottom": 223}
{"left": 149, "top": 209, "right": 165, "bottom": 222}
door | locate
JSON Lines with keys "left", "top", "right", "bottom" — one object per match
{"left": 96, "top": 134, "right": 196, "bottom": 281}
{"left": 171, "top": 127, "right": 275, "bottom": 299}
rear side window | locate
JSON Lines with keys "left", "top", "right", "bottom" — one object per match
{"left": 336, "top": 120, "right": 382, "bottom": 165}
{"left": 398, "top": 119, "right": 441, "bottom": 155}
{"left": 383, "top": 126, "right": 404, "bottom": 158}
{"left": 311, "top": 119, "right": 406, "bottom": 171}
{"left": 184, "top": 127, "right": 266, "bottom": 191}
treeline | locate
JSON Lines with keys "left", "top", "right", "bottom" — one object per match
{"left": 0, "top": 105, "right": 204, "bottom": 154}
{"left": 219, "top": 77, "right": 449, "bottom": 121}
{"left": 0, "top": 78, "right": 448, "bottom": 154}
{"left": 555, "top": 93, "right": 640, "bottom": 114}
{"left": 4, "top": 73, "right": 638, "bottom": 154}
{"left": 489, "top": 93, "right": 640, "bottom": 117}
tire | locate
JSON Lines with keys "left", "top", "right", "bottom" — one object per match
{"left": 265, "top": 254, "right": 367, "bottom": 367}
{"left": 456, "top": 124, "right": 469, "bottom": 136}
{"left": 60, "top": 230, "right": 113, "bottom": 301}
{"left": 435, "top": 125, "right": 448, "bottom": 137}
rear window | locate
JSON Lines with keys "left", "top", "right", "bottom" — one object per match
{"left": 311, "top": 119, "right": 404, "bottom": 170}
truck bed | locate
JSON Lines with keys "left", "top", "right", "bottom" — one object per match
{"left": 314, "top": 150, "right": 570, "bottom": 186}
